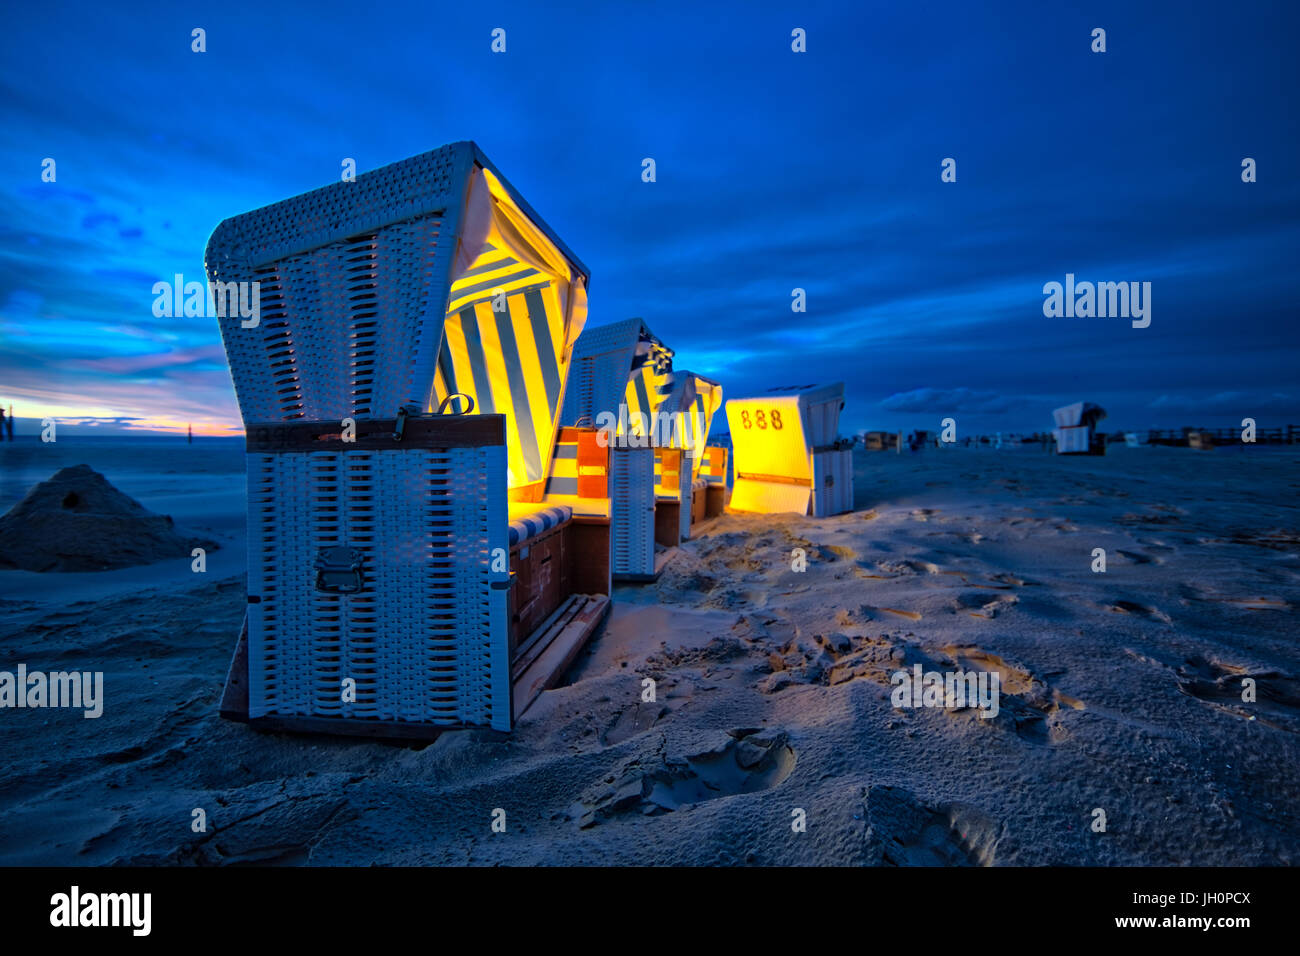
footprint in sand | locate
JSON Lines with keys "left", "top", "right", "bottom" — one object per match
{"left": 1176, "top": 656, "right": 1300, "bottom": 733}
{"left": 1197, "top": 593, "right": 1290, "bottom": 612}
{"left": 572, "top": 729, "right": 797, "bottom": 826}
{"left": 861, "top": 785, "right": 1005, "bottom": 867}
{"left": 942, "top": 645, "right": 1085, "bottom": 744}
{"left": 826, "top": 636, "right": 1084, "bottom": 747}
{"left": 1116, "top": 549, "right": 1161, "bottom": 566}
{"left": 1118, "top": 511, "right": 1183, "bottom": 527}
{"left": 1227, "top": 529, "right": 1300, "bottom": 551}
{"left": 1225, "top": 597, "right": 1290, "bottom": 611}
{"left": 819, "top": 544, "right": 857, "bottom": 562}
{"left": 825, "top": 636, "right": 917, "bottom": 687}
{"left": 953, "top": 592, "right": 1018, "bottom": 620}
{"left": 601, "top": 702, "right": 670, "bottom": 746}
{"left": 862, "top": 558, "right": 951, "bottom": 580}
{"left": 867, "top": 605, "right": 922, "bottom": 621}
{"left": 986, "top": 571, "right": 1034, "bottom": 588}
{"left": 1108, "top": 599, "right": 1172, "bottom": 624}
{"left": 1135, "top": 538, "right": 1177, "bottom": 553}
{"left": 904, "top": 559, "right": 943, "bottom": 575}
{"left": 951, "top": 570, "right": 1033, "bottom": 590}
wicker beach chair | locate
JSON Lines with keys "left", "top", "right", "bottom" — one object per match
{"left": 1052, "top": 402, "right": 1107, "bottom": 455}
{"left": 655, "top": 370, "right": 724, "bottom": 539}
{"left": 725, "top": 382, "right": 854, "bottom": 517}
{"left": 561, "top": 318, "right": 677, "bottom": 581}
{"left": 207, "top": 142, "right": 610, "bottom": 737}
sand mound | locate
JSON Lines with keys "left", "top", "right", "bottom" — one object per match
{"left": 0, "top": 464, "right": 217, "bottom": 572}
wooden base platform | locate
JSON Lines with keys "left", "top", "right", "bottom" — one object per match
{"left": 654, "top": 498, "right": 681, "bottom": 548}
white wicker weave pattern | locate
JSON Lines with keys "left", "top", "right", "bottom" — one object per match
{"left": 676, "top": 454, "right": 693, "bottom": 542}
{"left": 609, "top": 446, "right": 655, "bottom": 576}
{"left": 207, "top": 145, "right": 467, "bottom": 424}
{"left": 562, "top": 318, "right": 640, "bottom": 426}
{"left": 214, "top": 215, "right": 448, "bottom": 423}
{"left": 246, "top": 443, "right": 510, "bottom": 731}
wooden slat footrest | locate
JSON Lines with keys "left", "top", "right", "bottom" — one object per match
{"left": 512, "top": 594, "right": 611, "bottom": 722}
{"left": 219, "top": 614, "right": 250, "bottom": 722}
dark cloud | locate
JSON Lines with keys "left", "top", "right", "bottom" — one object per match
{"left": 1149, "top": 391, "right": 1299, "bottom": 418}
{"left": 881, "top": 388, "right": 1016, "bottom": 415}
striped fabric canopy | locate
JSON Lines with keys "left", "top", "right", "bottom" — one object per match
{"left": 620, "top": 335, "right": 675, "bottom": 438}
{"left": 658, "top": 371, "right": 723, "bottom": 465}
{"left": 561, "top": 317, "right": 677, "bottom": 442}
{"left": 434, "top": 168, "right": 587, "bottom": 493}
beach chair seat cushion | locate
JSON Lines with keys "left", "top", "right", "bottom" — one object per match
{"left": 508, "top": 504, "right": 573, "bottom": 547}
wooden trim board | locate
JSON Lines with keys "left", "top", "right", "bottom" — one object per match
{"left": 218, "top": 614, "right": 250, "bottom": 722}
{"left": 512, "top": 593, "right": 610, "bottom": 722}
{"left": 246, "top": 414, "right": 506, "bottom": 452}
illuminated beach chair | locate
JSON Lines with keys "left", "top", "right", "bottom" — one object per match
{"left": 697, "top": 444, "right": 728, "bottom": 519}
{"left": 561, "top": 317, "right": 677, "bottom": 580}
{"left": 1052, "top": 402, "right": 1107, "bottom": 455}
{"left": 725, "top": 382, "right": 854, "bottom": 517}
{"left": 655, "top": 370, "right": 724, "bottom": 539}
{"left": 207, "top": 142, "right": 610, "bottom": 737}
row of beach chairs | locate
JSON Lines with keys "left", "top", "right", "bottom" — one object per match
{"left": 208, "top": 142, "right": 854, "bottom": 739}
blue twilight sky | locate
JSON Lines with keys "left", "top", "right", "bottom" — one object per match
{"left": 1, "top": 0, "right": 1297, "bottom": 437}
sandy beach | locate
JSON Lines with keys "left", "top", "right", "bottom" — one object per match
{"left": 0, "top": 439, "right": 1296, "bottom": 865}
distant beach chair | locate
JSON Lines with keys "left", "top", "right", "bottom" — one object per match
{"left": 1052, "top": 402, "right": 1107, "bottom": 455}
{"left": 697, "top": 444, "right": 728, "bottom": 520}
{"left": 561, "top": 317, "right": 675, "bottom": 580}
{"left": 862, "top": 431, "right": 898, "bottom": 452}
{"left": 655, "top": 369, "right": 724, "bottom": 542}
{"left": 724, "top": 382, "right": 854, "bottom": 516}
{"left": 560, "top": 319, "right": 726, "bottom": 576}
{"left": 207, "top": 142, "right": 610, "bottom": 737}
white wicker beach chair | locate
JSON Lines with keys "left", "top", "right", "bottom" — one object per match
{"left": 725, "top": 382, "right": 854, "bottom": 517}
{"left": 207, "top": 142, "right": 609, "bottom": 737}
{"left": 561, "top": 318, "right": 676, "bottom": 580}
{"left": 1052, "top": 402, "right": 1107, "bottom": 455}
{"left": 655, "top": 370, "right": 723, "bottom": 540}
